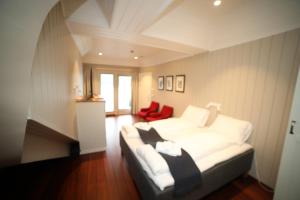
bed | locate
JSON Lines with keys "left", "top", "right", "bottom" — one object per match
{"left": 120, "top": 106, "right": 254, "bottom": 200}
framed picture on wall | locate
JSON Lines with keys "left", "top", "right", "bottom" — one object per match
{"left": 175, "top": 75, "right": 185, "bottom": 93}
{"left": 166, "top": 76, "right": 173, "bottom": 91}
{"left": 158, "top": 76, "right": 164, "bottom": 90}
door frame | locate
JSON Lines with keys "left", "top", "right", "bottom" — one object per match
{"left": 117, "top": 74, "right": 133, "bottom": 115}
{"left": 98, "top": 72, "right": 116, "bottom": 115}
{"left": 93, "top": 68, "right": 136, "bottom": 115}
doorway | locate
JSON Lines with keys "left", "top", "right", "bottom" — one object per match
{"left": 118, "top": 75, "right": 132, "bottom": 114}
{"left": 99, "top": 73, "right": 133, "bottom": 115}
{"left": 100, "top": 74, "right": 114, "bottom": 113}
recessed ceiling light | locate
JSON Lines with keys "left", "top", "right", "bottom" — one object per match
{"left": 98, "top": 52, "right": 103, "bottom": 56}
{"left": 214, "top": 0, "right": 222, "bottom": 6}
{"left": 134, "top": 56, "right": 139, "bottom": 60}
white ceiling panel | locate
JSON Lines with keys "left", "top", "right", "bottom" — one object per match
{"left": 66, "top": 0, "right": 300, "bottom": 67}
{"left": 110, "top": 0, "right": 173, "bottom": 33}
{"left": 82, "top": 35, "right": 189, "bottom": 67}
{"left": 68, "top": 0, "right": 109, "bottom": 28}
{"left": 96, "top": 0, "right": 115, "bottom": 25}
{"left": 71, "top": 34, "right": 92, "bottom": 55}
{"left": 143, "top": 0, "right": 300, "bottom": 50}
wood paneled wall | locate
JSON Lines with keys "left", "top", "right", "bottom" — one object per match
{"left": 30, "top": 3, "right": 82, "bottom": 141}
{"left": 142, "top": 28, "right": 300, "bottom": 188}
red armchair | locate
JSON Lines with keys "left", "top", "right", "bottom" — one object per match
{"left": 137, "top": 101, "right": 159, "bottom": 119}
{"left": 145, "top": 105, "right": 173, "bottom": 122}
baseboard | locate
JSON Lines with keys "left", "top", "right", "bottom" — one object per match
{"left": 80, "top": 147, "right": 106, "bottom": 155}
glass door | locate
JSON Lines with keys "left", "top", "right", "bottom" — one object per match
{"left": 118, "top": 75, "right": 132, "bottom": 114}
{"left": 99, "top": 73, "right": 133, "bottom": 115}
{"left": 100, "top": 74, "right": 114, "bottom": 114}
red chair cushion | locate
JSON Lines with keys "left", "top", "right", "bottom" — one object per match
{"left": 160, "top": 106, "right": 173, "bottom": 118}
{"left": 145, "top": 105, "right": 173, "bottom": 122}
{"left": 148, "top": 101, "right": 159, "bottom": 112}
{"left": 137, "top": 101, "right": 159, "bottom": 118}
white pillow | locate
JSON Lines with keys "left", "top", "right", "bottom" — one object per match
{"left": 181, "top": 105, "right": 209, "bottom": 127}
{"left": 205, "top": 105, "right": 219, "bottom": 126}
{"left": 209, "top": 114, "right": 253, "bottom": 145}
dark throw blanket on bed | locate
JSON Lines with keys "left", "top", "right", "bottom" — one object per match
{"left": 137, "top": 128, "right": 202, "bottom": 197}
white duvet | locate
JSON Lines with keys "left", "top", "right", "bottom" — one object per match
{"left": 136, "top": 132, "right": 232, "bottom": 176}
{"left": 149, "top": 118, "right": 201, "bottom": 136}
{"left": 121, "top": 118, "right": 253, "bottom": 191}
{"left": 122, "top": 118, "right": 201, "bottom": 139}
{"left": 175, "top": 132, "right": 232, "bottom": 161}
{"left": 135, "top": 141, "right": 252, "bottom": 190}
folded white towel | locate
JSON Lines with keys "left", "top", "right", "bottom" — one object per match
{"left": 134, "top": 122, "right": 152, "bottom": 131}
{"left": 136, "top": 144, "right": 169, "bottom": 175}
{"left": 156, "top": 141, "right": 182, "bottom": 156}
{"left": 122, "top": 125, "right": 139, "bottom": 138}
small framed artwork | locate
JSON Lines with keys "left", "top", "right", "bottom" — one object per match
{"left": 166, "top": 76, "right": 173, "bottom": 91}
{"left": 175, "top": 75, "right": 185, "bottom": 93}
{"left": 158, "top": 76, "right": 164, "bottom": 90}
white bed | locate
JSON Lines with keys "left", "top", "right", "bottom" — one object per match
{"left": 121, "top": 128, "right": 252, "bottom": 190}
{"left": 121, "top": 105, "right": 254, "bottom": 191}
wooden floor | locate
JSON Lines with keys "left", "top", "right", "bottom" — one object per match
{"left": 0, "top": 115, "right": 273, "bottom": 200}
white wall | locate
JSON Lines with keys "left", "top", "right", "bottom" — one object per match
{"left": 138, "top": 72, "right": 152, "bottom": 110}
{"left": 142, "top": 28, "right": 300, "bottom": 188}
{"left": 76, "top": 102, "right": 106, "bottom": 154}
{"left": 21, "top": 2, "right": 84, "bottom": 163}
{"left": 73, "top": 59, "right": 84, "bottom": 97}
{"left": 0, "top": 0, "right": 59, "bottom": 167}
{"left": 30, "top": 2, "right": 82, "bottom": 140}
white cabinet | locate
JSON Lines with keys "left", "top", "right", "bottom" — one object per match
{"left": 76, "top": 101, "right": 106, "bottom": 154}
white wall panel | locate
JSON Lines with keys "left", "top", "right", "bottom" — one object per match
{"left": 142, "top": 28, "right": 300, "bottom": 188}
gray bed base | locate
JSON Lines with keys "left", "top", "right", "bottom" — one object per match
{"left": 120, "top": 133, "right": 254, "bottom": 200}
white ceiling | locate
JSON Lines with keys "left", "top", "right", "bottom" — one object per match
{"left": 66, "top": 0, "right": 300, "bottom": 67}
{"left": 144, "top": 0, "right": 300, "bottom": 50}
{"left": 82, "top": 35, "right": 189, "bottom": 67}
{"left": 68, "top": 0, "right": 109, "bottom": 28}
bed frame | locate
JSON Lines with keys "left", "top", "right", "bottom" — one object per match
{"left": 120, "top": 132, "right": 254, "bottom": 200}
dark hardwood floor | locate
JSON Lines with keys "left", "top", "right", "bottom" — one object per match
{"left": 0, "top": 115, "right": 273, "bottom": 200}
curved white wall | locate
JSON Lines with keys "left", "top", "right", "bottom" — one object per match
{"left": 0, "top": 0, "right": 58, "bottom": 167}
{"left": 30, "top": 2, "right": 82, "bottom": 140}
